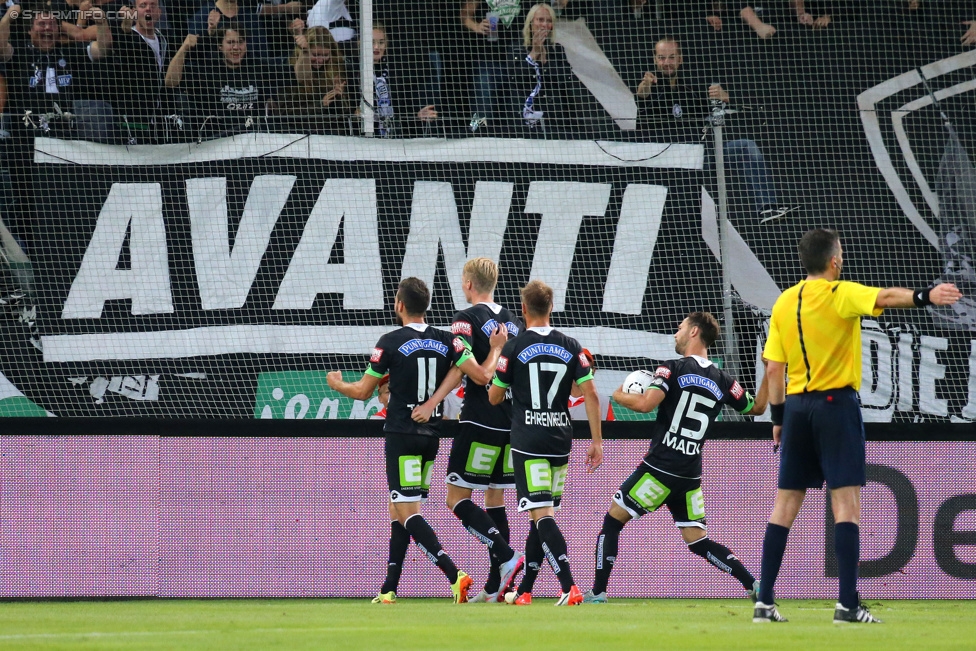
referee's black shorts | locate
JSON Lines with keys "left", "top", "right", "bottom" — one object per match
{"left": 778, "top": 387, "right": 866, "bottom": 490}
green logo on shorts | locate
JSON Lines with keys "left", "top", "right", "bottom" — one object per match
{"left": 466, "top": 444, "right": 501, "bottom": 475}
{"left": 525, "top": 459, "right": 553, "bottom": 492}
{"left": 399, "top": 455, "right": 423, "bottom": 487}
{"left": 503, "top": 445, "right": 513, "bottom": 473}
{"left": 422, "top": 460, "right": 435, "bottom": 491}
{"left": 551, "top": 464, "right": 568, "bottom": 498}
{"left": 686, "top": 487, "right": 705, "bottom": 520}
{"left": 629, "top": 473, "right": 670, "bottom": 511}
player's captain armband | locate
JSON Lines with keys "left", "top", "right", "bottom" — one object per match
{"left": 453, "top": 337, "right": 467, "bottom": 353}
{"left": 730, "top": 381, "right": 744, "bottom": 400}
{"left": 452, "top": 321, "right": 473, "bottom": 336}
{"left": 654, "top": 366, "right": 671, "bottom": 378}
{"left": 370, "top": 347, "right": 384, "bottom": 363}
{"left": 497, "top": 356, "right": 509, "bottom": 373}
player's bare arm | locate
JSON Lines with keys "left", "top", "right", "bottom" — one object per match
{"left": 611, "top": 385, "right": 666, "bottom": 413}
{"left": 412, "top": 365, "right": 463, "bottom": 423}
{"left": 487, "top": 381, "right": 507, "bottom": 406}
{"left": 581, "top": 379, "right": 603, "bottom": 472}
{"left": 745, "top": 365, "right": 770, "bottom": 416}
{"left": 327, "top": 370, "right": 381, "bottom": 401}
{"left": 875, "top": 283, "right": 962, "bottom": 309}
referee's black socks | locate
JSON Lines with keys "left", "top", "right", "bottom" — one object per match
{"left": 687, "top": 536, "right": 756, "bottom": 591}
{"left": 536, "top": 516, "right": 576, "bottom": 593}
{"left": 835, "top": 522, "right": 860, "bottom": 609}
{"left": 593, "top": 512, "right": 625, "bottom": 594}
{"left": 380, "top": 520, "right": 411, "bottom": 594}
{"left": 758, "top": 523, "right": 790, "bottom": 605}
{"left": 404, "top": 513, "right": 459, "bottom": 583}
{"left": 452, "top": 499, "right": 516, "bottom": 564}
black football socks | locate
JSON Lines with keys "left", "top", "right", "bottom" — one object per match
{"left": 453, "top": 499, "right": 516, "bottom": 564}
{"left": 380, "top": 520, "right": 411, "bottom": 594}
{"left": 536, "top": 516, "right": 575, "bottom": 593}
{"left": 484, "top": 506, "right": 511, "bottom": 593}
{"left": 835, "top": 522, "right": 860, "bottom": 609}
{"left": 593, "top": 512, "right": 625, "bottom": 594}
{"left": 404, "top": 513, "right": 459, "bottom": 583}
{"left": 688, "top": 536, "right": 756, "bottom": 591}
{"left": 517, "top": 520, "right": 543, "bottom": 595}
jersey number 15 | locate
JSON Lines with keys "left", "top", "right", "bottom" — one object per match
{"left": 668, "top": 393, "right": 716, "bottom": 440}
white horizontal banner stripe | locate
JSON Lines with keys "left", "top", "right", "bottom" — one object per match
{"left": 35, "top": 134, "right": 703, "bottom": 170}
{"left": 41, "top": 325, "right": 679, "bottom": 363}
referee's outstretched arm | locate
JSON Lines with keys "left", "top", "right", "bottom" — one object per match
{"left": 875, "top": 284, "right": 963, "bottom": 309}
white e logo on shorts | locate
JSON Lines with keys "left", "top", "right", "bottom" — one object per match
{"left": 466, "top": 444, "right": 501, "bottom": 474}
{"left": 400, "top": 456, "right": 423, "bottom": 487}
{"left": 526, "top": 459, "right": 552, "bottom": 492}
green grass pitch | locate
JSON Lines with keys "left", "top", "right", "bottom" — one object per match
{"left": 1, "top": 599, "right": 973, "bottom": 650}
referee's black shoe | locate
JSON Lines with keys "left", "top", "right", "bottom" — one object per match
{"left": 833, "top": 596, "right": 883, "bottom": 624}
{"left": 753, "top": 602, "right": 788, "bottom": 623}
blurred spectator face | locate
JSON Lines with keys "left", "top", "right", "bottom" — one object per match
{"left": 372, "top": 28, "right": 387, "bottom": 64}
{"left": 309, "top": 46, "right": 331, "bottom": 68}
{"left": 220, "top": 30, "right": 247, "bottom": 67}
{"left": 654, "top": 40, "right": 682, "bottom": 78}
{"left": 136, "top": 0, "right": 161, "bottom": 32}
{"left": 531, "top": 6, "right": 554, "bottom": 41}
{"left": 30, "top": 13, "right": 60, "bottom": 51}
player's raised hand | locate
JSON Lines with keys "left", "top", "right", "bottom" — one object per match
{"left": 930, "top": 283, "right": 963, "bottom": 305}
{"left": 488, "top": 323, "right": 507, "bottom": 350}
{"left": 586, "top": 442, "right": 603, "bottom": 472}
{"left": 326, "top": 370, "right": 343, "bottom": 390}
{"left": 411, "top": 402, "right": 435, "bottom": 423}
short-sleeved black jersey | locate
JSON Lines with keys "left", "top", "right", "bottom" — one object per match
{"left": 643, "top": 355, "right": 755, "bottom": 478}
{"left": 493, "top": 327, "right": 594, "bottom": 456}
{"left": 451, "top": 302, "right": 522, "bottom": 430}
{"left": 366, "top": 323, "right": 470, "bottom": 436}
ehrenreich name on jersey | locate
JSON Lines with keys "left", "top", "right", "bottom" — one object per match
{"left": 492, "top": 327, "right": 594, "bottom": 456}
{"left": 451, "top": 302, "right": 522, "bottom": 430}
{"left": 366, "top": 323, "right": 471, "bottom": 436}
{"left": 643, "top": 355, "right": 755, "bottom": 479}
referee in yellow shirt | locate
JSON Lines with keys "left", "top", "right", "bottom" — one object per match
{"left": 753, "top": 229, "right": 962, "bottom": 625}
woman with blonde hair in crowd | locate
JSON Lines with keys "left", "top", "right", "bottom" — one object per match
{"left": 278, "top": 24, "right": 351, "bottom": 133}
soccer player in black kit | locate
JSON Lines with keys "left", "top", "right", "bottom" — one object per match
{"left": 412, "top": 258, "right": 525, "bottom": 603}
{"left": 327, "top": 277, "right": 474, "bottom": 603}
{"left": 586, "top": 312, "right": 768, "bottom": 603}
{"left": 488, "top": 280, "right": 603, "bottom": 606}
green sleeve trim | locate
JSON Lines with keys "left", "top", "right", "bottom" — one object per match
{"left": 738, "top": 393, "right": 756, "bottom": 415}
{"left": 455, "top": 350, "right": 474, "bottom": 367}
{"left": 365, "top": 367, "right": 384, "bottom": 378}
{"left": 492, "top": 377, "right": 510, "bottom": 389}
{"left": 576, "top": 371, "right": 594, "bottom": 385}
{"left": 647, "top": 385, "right": 665, "bottom": 392}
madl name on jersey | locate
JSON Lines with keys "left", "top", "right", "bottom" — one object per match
{"left": 663, "top": 431, "right": 700, "bottom": 456}
{"left": 397, "top": 339, "right": 449, "bottom": 357}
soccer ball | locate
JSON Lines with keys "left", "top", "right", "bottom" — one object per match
{"left": 622, "top": 369, "right": 655, "bottom": 394}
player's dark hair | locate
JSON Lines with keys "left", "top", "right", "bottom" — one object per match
{"left": 687, "top": 312, "right": 720, "bottom": 348}
{"left": 798, "top": 228, "right": 840, "bottom": 274}
{"left": 397, "top": 277, "right": 430, "bottom": 316}
{"left": 521, "top": 280, "right": 553, "bottom": 318}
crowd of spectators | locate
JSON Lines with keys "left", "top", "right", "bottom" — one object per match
{"left": 0, "top": 0, "right": 974, "bottom": 248}
{"left": 0, "top": 0, "right": 971, "bottom": 146}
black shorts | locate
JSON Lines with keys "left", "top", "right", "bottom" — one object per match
{"left": 512, "top": 450, "right": 570, "bottom": 512}
{"left": 385, "top": 433, "right": 440, "bottom": 503}
{"left": 613, "top": 463, "right": 707, "bottom": 529}
{"left": 778, "top": 388, "right": 866, "bottom": 490}
{"left": 445, "top": 422, "right": 514, "bottom": 490}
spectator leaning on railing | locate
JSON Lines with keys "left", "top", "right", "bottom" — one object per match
{"left": 636, "top": 37, "right": 798, "bottom": 222}
{"left": 705, "top": 2, "right": 778, "bottom": 39}
{"left": 461, "top": 0, "right": 522, "bottom": 132}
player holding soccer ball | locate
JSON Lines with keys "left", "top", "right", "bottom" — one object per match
{"left": 584, "top": 312, "right": 768, "bottom": 603}
{"left": 327, "top": 278, "right": 475, "bottom": 604}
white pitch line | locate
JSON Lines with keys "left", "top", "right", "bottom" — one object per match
{"left": 0, "top": 626, "right": 402, "bottom": 641}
